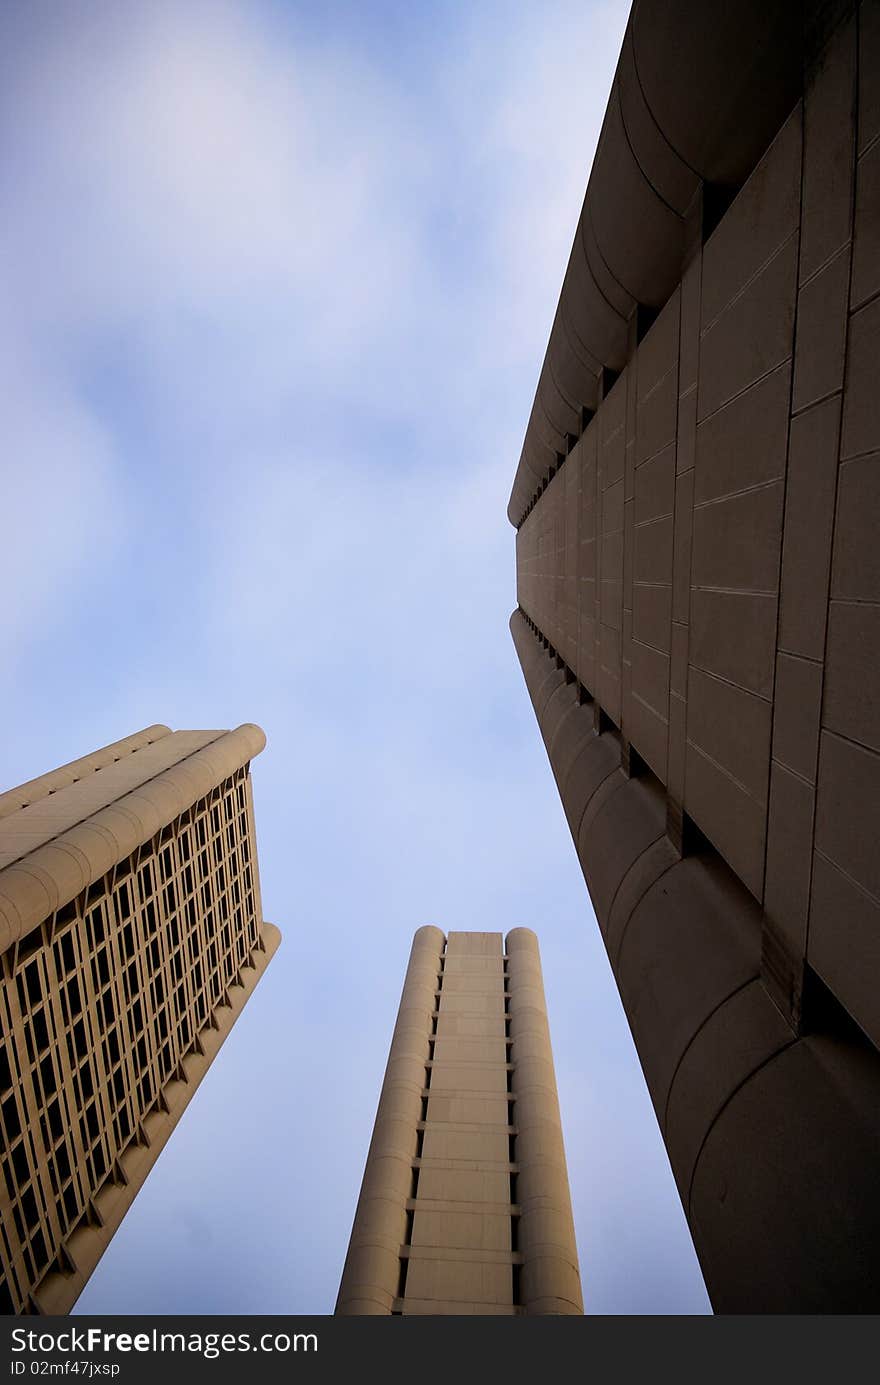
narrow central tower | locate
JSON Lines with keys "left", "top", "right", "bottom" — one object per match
{"left": 336, "top": 927, "right": 582, "bottom": 1315}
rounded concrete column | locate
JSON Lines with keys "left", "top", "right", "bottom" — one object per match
{"left": 0, "top": 725, "right": 173, "bottom": 820}
{"left": 506, "top": 927, "right": 583, "bottom": 1315}
{"left": 0, "top": 724, "right": 266, "bottom": 953}
{"left": 336, "top": 926, "right": 445, "bottom": 1314}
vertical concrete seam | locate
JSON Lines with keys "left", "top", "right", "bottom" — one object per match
{"left": 807, "top": 10, "right": 860, "bottom": 964}
{"left": 762, "top": 99, "right": 807, "bottom": 913}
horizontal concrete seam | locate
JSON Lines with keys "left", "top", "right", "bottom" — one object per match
{"left": 700, "top": 230, "right": 799, "bottom": 337}
{"left": 638, "top": 366, "right": 679, "bottom": 414}
{"left": 517, "top": 1248, "right": 581, "bottom": 1274}
{"left": 777, "top": 638, "right": 828, "bottom": 662}
{"left": 690, "top": 583, "right": 777, "bottom": 598}
{"left": 787, "top": 382, "right": 842, "bottom": 418}
{"left": 407, "top": 1199, "right": 519, "bottom": 1214}
{"left": 400, "top": 1292, "right": 518, "bottom": 1308}
{"left": 812, "top": 847, "right": 880, "bottom": 909}
{"left": 813, "top": 724, "right": 880, "bottom": 764}
{"left": 685, "top": 659, "right": 773, "bottom": 705}
{"left": 860, "top": 127, "right": 880, "bottom": 160}
{"left": 631, "top": 690, "right": 669, "bottom": 725}
{"left": 634, "top": 510, "right": 675, "bottom": 530}
{"left": 848, "top": 281, "right": 880, "bottom": 317}
{"left": 425, "top": 1060, "right": 513, "bottom": 1069}
{"left": 693, "top": 475, "right": 784, "bottom": 512}
{"left": 423, "top": 1089, "right": 515, "bottom": 1100}
{"left": 601, "top": 420, "right": 626, "bottom": 450}
{"left": 827, "top": 595, "right": 880, "bottom": 609}
{"left": 694, "top": 357, "right": 793, "bottom": 428}
{"left": 399, "top": 1248, "right": 524, "bottom": 1265}
{"left": 413, "top": 1158, "right": 518, "bottom": 1171}
{"left": 837, "top": 451, "right": 880, "bottom": 474}
{"left": 797, "top": 238, "right": 851, "bottom": 290}
{"left": 342, "top": 1235, "right": 406, "bottom": 1252}
{"left": 769, "top": 755, "right": 814, "bottom": 791}
{"left": 685, "top": 739, "right": 768, "bottom": 809}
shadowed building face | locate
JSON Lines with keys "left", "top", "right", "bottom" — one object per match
{"left": 336, "top": 927, "right": 583, "bottom": 1315}
{"left": 0, "top": 724, "right": 279, "bottom": 1313}
{"left": 508, "top": 0, "right": 880, "bottom": 1313}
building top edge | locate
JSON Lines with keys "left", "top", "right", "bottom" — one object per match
{"left": 0, "top": 723, "right": 266, "bottom": 955}
{"left": 508, "top": 0, "right": 808, "bottom": 526}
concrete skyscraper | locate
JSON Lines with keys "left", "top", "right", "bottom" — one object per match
{"left": 0, "top": 723, "right": 279, "bottom": 1314}
{"left": 336, "top": 927, "right": 582, "bottom": 1315}
{"left": 508, "top": 0, "right": 880, "bottom": 1310}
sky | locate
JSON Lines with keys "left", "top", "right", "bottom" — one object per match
{"left": 1, "top": 0, "right": 710, "bottom": 1314}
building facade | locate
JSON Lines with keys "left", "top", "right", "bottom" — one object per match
{"left": 0, "top": 723, "right": 280, "bottom": 1314}
{"left": 509, "top": 0, "right": 880, "bottom": 1310}
{"left": 336, "top": 927, "right": 582, "bottom": 1315}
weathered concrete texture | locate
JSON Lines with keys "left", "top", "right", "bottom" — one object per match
{"left": 511, "top": 0, "right": 880, "bottom": 1306}
{"left": 513, "top": 9, "right": 878, "bottom": 1273}
{"left": 0, "top": 726, "right": 278, "bottom": 1314}
{"left": 336, "top": 929, "right": 583, "bottom": 1315}
{"left": 511, "top": 612, "right": 880, "bottom": 1311}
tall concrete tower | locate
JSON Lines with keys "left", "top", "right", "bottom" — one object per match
{"left": 336, "top": 927, "right": 582, "bottom": 1315}
{"left": 507, "top": 0, "right": 880, "bottom": 1311}
{"left": 0, "top": 723, "right": 279, "bottom": 1313}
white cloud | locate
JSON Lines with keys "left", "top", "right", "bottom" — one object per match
{"left": 0, "top": 340, "right": 123, "bottom": 649}
{"left": 0, "top": 0, "right": 432, "bottom": 649}
{"left": 449, "top": 0, "right": 629, "bottom": 368}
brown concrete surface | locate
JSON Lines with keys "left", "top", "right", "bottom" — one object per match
{"left": 0, "top": 725, "right": 279, "bottom": 1314}
{"left": 335, "top": 929, "right": 582, "bottom": 1315}
{"left": 509, "top": 0, "right": 880, "bottom": 1312}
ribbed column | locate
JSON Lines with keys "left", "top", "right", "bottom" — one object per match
{"left": 335, "top": 925, "right": 445, "bottom": 1314}
{"left": 506, "top": 927, "right": 583, "bottom": 1314}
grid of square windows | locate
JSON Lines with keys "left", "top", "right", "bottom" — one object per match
{"left": 0, "top": 768, "right": 263, "bottom": 1313}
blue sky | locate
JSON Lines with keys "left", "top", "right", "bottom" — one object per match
{"left": 1, "top": 0, "right": 710, "bottom": 1314}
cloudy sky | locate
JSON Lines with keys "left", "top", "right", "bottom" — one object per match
{"left": 1, "top": 0, "right": 710, "bottom": 1314}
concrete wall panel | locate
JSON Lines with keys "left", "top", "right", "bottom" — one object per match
{"left": 508, "top": 0, "right": 880, "bottom": 1312}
